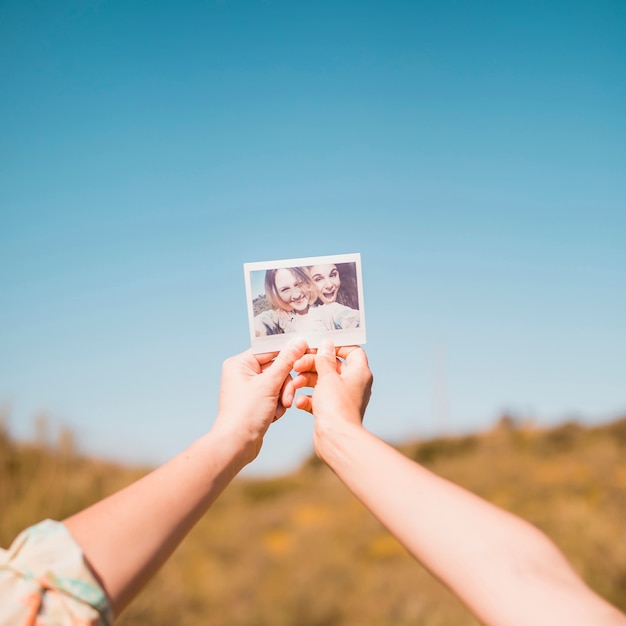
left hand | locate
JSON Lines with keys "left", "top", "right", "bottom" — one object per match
{"left": 213, "top": 338, "right": 308, "bottom": 463}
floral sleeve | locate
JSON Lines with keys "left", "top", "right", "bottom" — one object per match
{"left": 0, "top": 519, "right": 114, "bottom": 626}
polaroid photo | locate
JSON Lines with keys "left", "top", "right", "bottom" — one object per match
{"left": 244, "top": 253, "right": 366, "bottom": 353}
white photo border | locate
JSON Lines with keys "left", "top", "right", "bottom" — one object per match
{"left": 244, "top": 253, "right": 366, "bottom": 353}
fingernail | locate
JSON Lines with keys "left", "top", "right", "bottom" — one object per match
{"left": 287, "top": 337, "right": 308, "bottom": 351}
{"left": 319, "top": 339, "right": 335, "bottom": 356}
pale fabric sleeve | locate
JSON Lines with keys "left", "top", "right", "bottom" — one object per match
{"left": 0, "top": 519, "right": 114, "bottom": 626}
{"left": 330, "top": 303, "right": 360, "bottom": 329}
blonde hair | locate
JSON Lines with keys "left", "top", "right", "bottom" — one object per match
{"left": 265, "top": 267, "right": 314, "bottom": 313}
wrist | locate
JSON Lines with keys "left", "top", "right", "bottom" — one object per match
{"left": 209, "top": 416, "right": 264, "bottom": 468}
{"left": 313, "top": 417, "right": 366, "bottom": 469}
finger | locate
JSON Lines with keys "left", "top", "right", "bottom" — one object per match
{"left": 290, "top": 371, "right": 318, "bottom": 390}
{"left": 315, "top": 339, "right": 338, "bottom": 376}
{"left": 292, "top": 353, "right": 317, "bottom": 374}
{"left": 265, "top": 338, "right": 308, "bottom": 384}
{"left": 342, "top": 349, "right": 373, "bottom": 386}
{"left": 223, "top": 351, "right": 261, "bottom": 376}
{"left": 336, "top": 345, "right": 367, "bottom": 362}
{"left": 274, "top": 402, "right": 287, "bottom": 420}
{"left": 295, "top": 393, "right": 313, "bottom": 413}
{"left": 281, "top": 373, "right": 313, "bottom": 407}
{"left": 278, "top": 373, "right": 294, "bottom": 408}
{"left": 281, "top": 379, "right": 294, "bottom": 408}
{"left": 295, "top": 345, "right": 355, "bottom": 372}
{"left": 255, "top": 349, "right": 280, "bottom": 366}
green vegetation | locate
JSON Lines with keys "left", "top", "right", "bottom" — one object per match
{"left": 2, "top": 414, "right": 625, "bottom": 625}
{"left": 253, "top": 294, "right": 270, "bottom": 315}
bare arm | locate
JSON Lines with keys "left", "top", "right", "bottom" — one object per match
{"left": 290, "top": 341, "right": 626, "bottom": 626}
{"left": 64, "top": 338, "right": 307, "bottom": 616}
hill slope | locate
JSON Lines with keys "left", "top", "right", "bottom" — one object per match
{"left": 2, "top": 416, "right": 625, "bottom": 625}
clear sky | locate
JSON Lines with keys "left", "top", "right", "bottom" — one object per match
{"left": 1, "top": 0, "right": 625, "bottom": 476}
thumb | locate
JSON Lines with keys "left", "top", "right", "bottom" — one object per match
{"left": 315, "top": 339, "right": 337, "bottom": 376}
{"left": 267, "top": 338, "right": 308, "bottom": 384}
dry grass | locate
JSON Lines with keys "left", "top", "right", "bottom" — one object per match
{"left": 2, "top": 414, "right": 625, "bottom": 625}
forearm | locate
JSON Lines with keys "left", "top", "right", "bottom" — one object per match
{"left": 64, "top": 429, "right": 248, "bottom": 616}
{"left": 318, "top": 422, "right": 625, "bottom": 626}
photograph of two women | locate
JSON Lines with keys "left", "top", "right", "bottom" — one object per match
{"left": 244, "top": 253, "right": 366, "bottom": 353}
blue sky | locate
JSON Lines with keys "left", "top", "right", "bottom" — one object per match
{"left": 1, "top": 0, "right": 624, "bottom": 476}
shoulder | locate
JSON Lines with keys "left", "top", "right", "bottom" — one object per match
{"left": 327, "top": 302, "right": 359, "bottom": 316}
{"left": 314, "top": 303, "right": 360, "bottom": 328}
{"left": 332, "top": 303, "right": 360, "bottom": 328}
{"left": 0, "top": 520, "right": 114, "bottom": 625}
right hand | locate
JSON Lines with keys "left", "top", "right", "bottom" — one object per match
{"left": 287, "top": 340, "right": 373, "bottom": 458}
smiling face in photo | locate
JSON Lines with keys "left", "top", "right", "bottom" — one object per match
{"left": 309, "top": 264, "right": 340, "bottom": 304}
{"left": 274, "top": 268, "right": 311, "bottom": 313}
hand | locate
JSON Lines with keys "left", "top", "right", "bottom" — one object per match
{"left": 213, "top": 338, "right": 308, "bottom": 464}
{"left": 287, "top": 340, "right": 373, "bottom": 460}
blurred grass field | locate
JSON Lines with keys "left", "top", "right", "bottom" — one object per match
{"left": 2, "top": 414, "right": 625, "bottom": 625}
